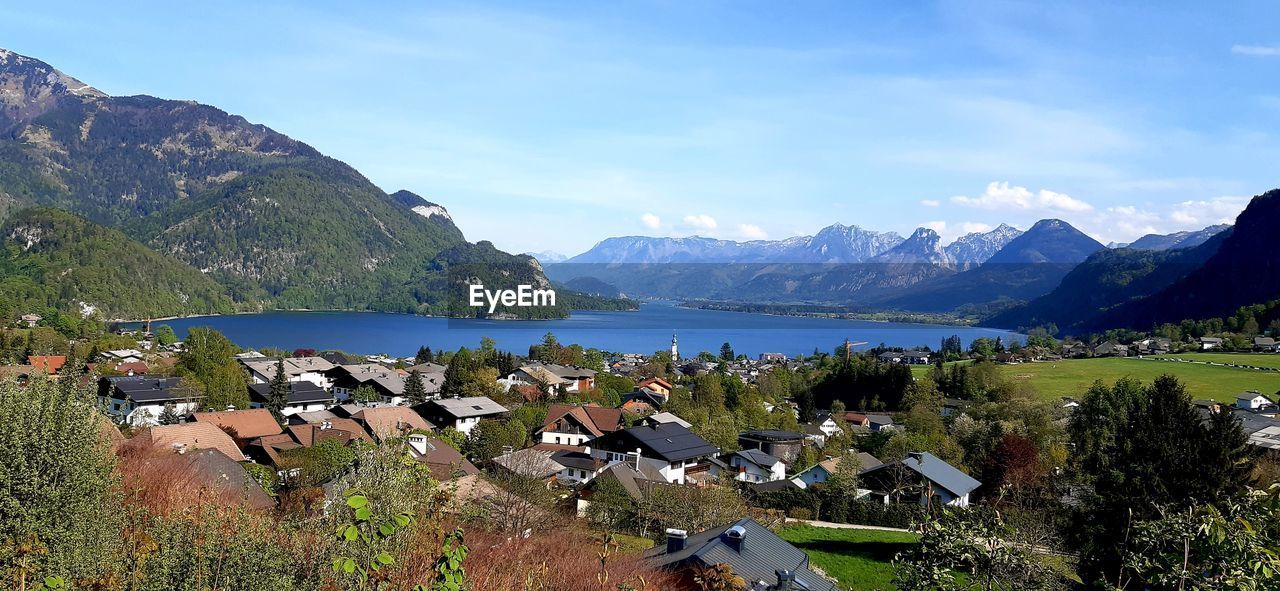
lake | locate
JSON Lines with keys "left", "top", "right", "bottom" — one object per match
{"left": 141, "top": 303, "right": 1022, "bottom": 358}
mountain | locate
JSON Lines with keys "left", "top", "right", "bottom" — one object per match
{"left": 944, "top": 224, "right": 1023, "bottom": 268}
{"left": 1078, "top": 189, "right": 1280, "bottom": 330}
{"left": 390, "top": 190, "right": 461, "bottom": 234}
{"left": 1123, "top": 224, "right": 1231, "bottom": 251}
{"left": 984, "top": 219, "right": 1105, "bottom": 264}
{"left": 525, "top": 250, "right": 568, "bottom": 264}
{"left": 564, "top": 223, "right": 903, "bottom": 264}
{"left": 0, "top": 48, "right": 579, "bottom": 318}
{"left": 875, "top": 219, "right": 1104, "bottom": 314}
{"left": 0, "top": 208, "right": 236, "bottom": 321}
{"left": 986, "top": 230, "right": 1230, "bottom": 331}
{"left": 869, "top": 228, "right": 951, "bottom": 265}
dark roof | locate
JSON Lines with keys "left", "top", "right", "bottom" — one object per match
{"left": 594, "top": 422, "right": 719, "bottom": 463}
{"left": 427, "top": 396, "right": 508, "bottom": 418}
{"left": 644, "top": 518, "right": 835, "bottom": 591}
{"left": 551, "top": 450, "right": 603, "bottom": 471}
{"left": 733, "top": 448, "right": 781, "bottom": 469}
{"left": 247, "top": 380, "right": 334, "bottom": 404}
{"left": 865, "top": 451, "right": 980, "bottom": 497}
{"left": 740, "top": 429, "right": 804, "bottom": 442}
{"left": 751, "top": 479, "right": 802, "bottom": 493}
{"left": 104, "top": 376, "right": 193, "bottom": 403}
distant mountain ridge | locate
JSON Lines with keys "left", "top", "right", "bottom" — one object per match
{"left": 566, "top": 223, "right": 905, "bottom": 264}
{"left": 1122, "top": 224, "right": 1231, "bottom": 251}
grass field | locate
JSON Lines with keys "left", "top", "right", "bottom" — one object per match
{"left": 1149, "top": 352, "right": 1280, "bottom": 369}
{"left": 912, "top": 357, "right": 1280, "bottom": 403}
{"left": 777, "top": 524, "right": 918, "bottom": 591}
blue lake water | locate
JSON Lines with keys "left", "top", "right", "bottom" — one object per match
{"left": 143, "top": 303, "right": 1021, "bottom": 358}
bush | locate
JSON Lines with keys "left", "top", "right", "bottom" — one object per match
{"left": 788, "top": 507, "right": 812, "bottom": 520}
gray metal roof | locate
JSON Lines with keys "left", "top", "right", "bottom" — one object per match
{"left": 248, "top": 380, "right": 333, "bottom": 404}
{"left": 596, "top": 422, "right": 719, "bottom": 462}
{"left": 903, "top": 451, "right": 981, "bottom": 497}
{"left": 644, "top": 518, "right": 835, "bottom": 591}
{"left": 733, "top": 448, "right": 781, "bottom": 469}
{"left": 430, "top": 396, "right": 507, "bottom": 418}
{"left": 105, "top": 376, "right": 193, "bottom": 403}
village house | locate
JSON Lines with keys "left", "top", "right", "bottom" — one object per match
{"left": 724, "top": 448, "right": 786, "bottom": 483}
{"left": 640, "top": 412, "right": 693, "bottom": 429}
{"left": 1092, "top": 341, "right": 1129, "bottom": 358}
{"left": 791, "top": 452, "right": 883, "bottom": 489}
{"left": 645, "top": 519, "right": 837, "bottom": 591}
{"left": 103, "top": 349, "right": 146, "bottom": 364}
{"left": 1255, "top": 336, "right": 1279, "bottom": 352}
{"left": 241, "top": 356, "right": 337, "bottom": 389}
{"left": 635, "top": 377, "right": 673, "bottom": 398}
{"left": 549, "top": 449, "right": 608, "bottom": 484}
{"left": 192, "top": 408, "right": 283, "bottom": 442}
{"left": 1236, "top": 391, "right": 1277, "bottom": 414}
{"left": 860, "top": 451, "right": 981, "bottom": 508}
{"left": 247, "top": 380, "right": 335, "bottom": 416}
{"left": 99, "top": 376, "right": 201, "bottom": 426}
{"left": 738, "top": 429, "right": 804, "bottom": 465}
{"left": 590, "top": 422, "right": 719, "bottom": 485}
{"left": 502, "top": 362, "right": 597, "bottom": 394}
{"left": 620, "top": 386, "right": 668, "bottom": 414}
{"left": 537, "top": 403, "right": 625, "bottom": 446}
{"left": 20, "top": 313, "right": 41, "bottom": 328}
{"left": 1199, "top": 337, "right": 1225, "bottom": 350}
{"left": 132, "top": 422, "right": 247, "bottom": 461}
{"left": 327, "top": 364, "right": 407, "bottom": 404}
{"left": 406, "top": 432, "right": 479, "bottom": 480}
{"left": 877, "top": 350, "right": 931, "bottom": 364}
{"left": 351, "top": 406, "right": 436, "bottom": 442}
{"left": 27, "top": 355, "right": 66, "bottom": 376}
{"left": 418, "top": 396, "right": 507, "bottom": 435}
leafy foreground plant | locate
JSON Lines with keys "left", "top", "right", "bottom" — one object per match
{"left": 332, "top": 489, "right": 468, "bottom": 591}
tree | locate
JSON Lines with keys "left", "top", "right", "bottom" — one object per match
{"left": 154, "top": 324, "right": 178, "bottom": 347}
{"left": 0, "top": 377, "right": 123, "bottom": 586}
{"left": 404, "top": 370, "right": 428, "bottom": 405}
{"left": 266, "top": 359, "right": 289, "bottom": 422}
{"left": 719, "top": 342, "right": 735, "bottom": 362}
{"left": 894, "top": 508, "right": 1065, "bottom": 591}
{"left": 1070, "top": 375, "right": 1256, "bottom": 585}
{"left": 693, "top": 563, "right": 747, "bottom": 591}
{"left": 415, "top": 345, "right": 434, "bottom": 365}
{"left": 178, "top": 327, "right": 247, "bottom": 410}
{"left": 351, "top": 384, "right": 381, "bottom": 404}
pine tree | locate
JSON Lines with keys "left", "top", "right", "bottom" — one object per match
{"left": 267, "top": 359, "right": 289, "bottom": 422}
{"left": 415, "top": 345, "right": 433, "bottom": 365}
{"left": 405, "top": 369, "right": 428, "bottom": 405}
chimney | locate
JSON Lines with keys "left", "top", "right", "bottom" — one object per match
{"left": 723, "top": 524, "right": 746, "bottom": 553}
{"left": 407, "top": 434, "right": 428, "bottom": 455}
{"left": 665, "top": 528, "right": 688, "bottom": 553}
{"left": 775, "top": 570, "right": 794, "bottom": 591}
{"left": 320, "top": 420, "right": 332, "bottom": 430}
{"left": 629, "top": 448, "right": 642, "bottom": 470}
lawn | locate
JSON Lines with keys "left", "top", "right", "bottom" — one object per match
{"left": 777, "top": 524, "right": 918, "bottom": 591}
{"left": 913, "top": 357, "right": 1280, "bottom": 403}
{"left": 1149, "top": 351, "right": 1280, "bottom": 370}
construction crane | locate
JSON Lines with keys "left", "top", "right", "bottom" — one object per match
{"left": 843, "top": 338, "right": 870, "bottom": 360}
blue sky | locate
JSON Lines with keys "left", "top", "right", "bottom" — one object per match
{"left": 3, "top": 1, "right": 1278, "bottom": 254}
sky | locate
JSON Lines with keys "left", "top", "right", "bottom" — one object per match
{"left": 2, "top": 1, "right": 1279, "bottom": 255}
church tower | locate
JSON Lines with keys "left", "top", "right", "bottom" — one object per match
{"left": 670, "top": 333, "right": 678, "bottom": 361}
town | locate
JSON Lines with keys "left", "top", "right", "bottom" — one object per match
{"left": 4, "top": 313, "right": 1279, "bottom": 591}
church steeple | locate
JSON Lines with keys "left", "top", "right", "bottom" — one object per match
{"left": 670, "top": 333, "right": 679, "bottom": 361}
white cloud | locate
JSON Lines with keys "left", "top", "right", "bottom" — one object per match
{"left": 736, "top": 223, "right": 769, "bottom": 240}
{"left": 957, "top": 222, "right": 993, "bottom": 234}
{"left": 920, "top": 199, "right": 941, "bottom": 207}
{"left": 1232, "top": 44, "right": 1280, "bottom": 57}
{"left": 1168, "top": 196, "right": 1249, "bottom": 226}
{"left": 682, "top": 214, "right": 719, "bottom": 230}
{"left": 640, "top": 212, "right": 662, "bottom": 229}
{"left": 923, "top": 220, "right": 948, "bottom": 234}
{"left": 951, "top": 181, "right": 1093, "bottom": 213}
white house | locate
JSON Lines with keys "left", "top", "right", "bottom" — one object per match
{"left": 1237, "top": 391, "right": 1275, "bottom": 411}
{"left": 420, "top": 396, "right": 507, "bottom": 435}
{"left": 241, "top": 357, "right": 337, "bottom": 390}
{"left": 726, "top": 449, "right": 786, "bottom": 483}
{"left": 247, "top": 380, "right": 335, "bottom": 416}
{"left": 791, "top": 453, "right": 883, "bottom": 489}
{"left": 1200, "top": 337, "right": 1224, "bottom": 350}
{"left": 589, "top": 422, "right": 719, "bottom": 484}
{"left": 99, "top": 376, "right": 201, "bottom": 426}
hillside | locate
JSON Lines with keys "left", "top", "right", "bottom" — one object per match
{"left": 1084, "top": 189, "right": 1280, "bottom": 330}
{"left": 986, "top": 231, "right": 1229, "bottom": 331}
{"left": 1122, "top": 224, "right": 1230, "bottom": 251}
{"left": 0, "top": 208, "right": 237, "bottom": 321}
{"left": 0, "top": 48, "right": 593, "bottom": 318}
